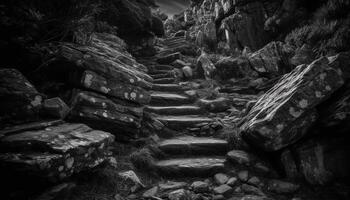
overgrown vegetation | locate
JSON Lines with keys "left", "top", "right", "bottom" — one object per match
{"left": 285, "top": 0, "right": 350, "bottom": 56}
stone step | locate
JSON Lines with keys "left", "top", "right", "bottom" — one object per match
{"left": 153, "top": 78, "right": 175, "bottom": 84}
{"left": 145, "top": 105, "right": 204, "bottom": 115}
{"left": 151, "top": 84, "right": 185, "bottom": 92}
{"left": 155, "top": 115, "right": 213, "bottom": 130}
{"left": 149, "top": 69, "right": 173, "bottom": 75}
{"left": 163, "top": 37, "right": 185, "bottom": 43}
{"left": 154, "top": 157, "right": 226, "bottom": 177}
{"left": 150, "top": 92, "right": 192, "bottom": 106}
{"left": 150, "top": 73, "right": 173, "bottom": 79}
{"left": 158, "top": 136, "right": 228, "bottom": 156}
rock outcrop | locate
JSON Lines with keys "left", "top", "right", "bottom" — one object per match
{"left": 241, "top": 56, "right": 345, "bottom": 151}
{"left": 0, "top": 122, "right": 114, "bottom": 182}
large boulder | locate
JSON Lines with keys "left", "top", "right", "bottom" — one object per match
{"left": 241, "top": 56, "right": 345, "bottom": 151}
{"left": 0, "top": 68, "right": 43, "bottom": 128}
{"left": 0, "top": 122, "right": 114, "bottom": 182}
{"left": 248, "top": 41, "right": 295, "bottom": 78}
{"left": 69, "top": 91, "right": 143, "bottom": 140}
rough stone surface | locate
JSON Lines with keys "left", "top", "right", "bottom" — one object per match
{"left": 70, "top": 91, "right": 143, "bottom": 139}
{"left": 213, "top": 184, "right": 233, "bottom": 196}
{"left": 79, "top": 70, "right": 151, "bottom": 104}
{"left": 42, "top": 97, "right": 70, "bottom": 119}
{"left": 197, "top": 52, "right": 216, "bottom": 79}
{"left": 155, "top": 157, "right": 226, "bottom": 176}
{"left": 168, "top": 189, "right": 190, "bottom": 200}
{"left": 241, "top": 57, "right": 345, "bottom": 151}
{"left": 158, "top": 136, "right": 228, "bottom": 156}
{"left": 215, "top": 56, "right": 257, "bottom": 80}
{"left": 0, "top": 68, "right": 43, "bottom": 127}
{"left": 248, "top": 41, "right": 295, "bottom": 77}
{"left": 191, "top": 181, "right": 209, "bottom": 193}
{"left": 214, "top": 173, "right": 229, "bottom": 185}
{"left": 0, "top": 123, "right": 114, "bottom": 182}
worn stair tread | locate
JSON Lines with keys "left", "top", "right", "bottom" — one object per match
{"left": 155, "top": 115, "right": 213, "bottom": 130}
{"left": 153, "top": 78, "right": 175, "bottom": 84}
{"left": 155, "top": 157, "right": 226, "bottom": 176}
{"left": 151, "top": 84, "right": 185, "bottom": 92}
{"left": 149, "top": 69, "right": 173, "bottom": 75}
{"left": 159, "top": 136, "right": 228, "bottom": 155}
{"left": 150, "top": 73, "right": 174, "bottom": 79}
{"left": 145, "top": 105, "right": 203, "bottom": 115}
{"left": 150, "top": 92, "right": 192, "bottom": 106}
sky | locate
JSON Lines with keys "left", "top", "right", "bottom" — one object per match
{"left": 155, "top": 0, "right": 190, "bottom": 17}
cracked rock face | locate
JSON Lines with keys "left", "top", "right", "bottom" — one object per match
{"left": 0, "top": 123, "right": 114, "bottom": 182}
{"left": 241, "top": 56, "right": 345, "bottom": 151}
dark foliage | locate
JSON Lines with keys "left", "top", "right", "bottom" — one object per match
{"left": 285, "top": 0, "right": 350, "bottom": 56}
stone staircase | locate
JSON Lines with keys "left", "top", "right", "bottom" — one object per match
{"left": 137, "top": 38, "right": 231, "bottom": 178}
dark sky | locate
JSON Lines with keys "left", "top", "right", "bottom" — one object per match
{"left": 155, "top": 0, "right": 190, "bottom": 17}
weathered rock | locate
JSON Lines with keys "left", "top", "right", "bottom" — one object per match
{"left": 198, "top": 97, "right": 230, "bottom": 112}
{"left": 79, "top": 70, "right": 151, "bottom": 104}
{"left": 214, "top": 173, "right": 229, "bottom": 185}
{"left": 227, "top": 177, "right": 238, "bottom": 186}
{"left": 213, "top": 184, "right": 233, "bottom": 196}
{"left": 42, "top": 97, "right": 70, "bottom": 119}
{"left": 248, "top": 41, "right": 295, "bottom": 77}
{"left": 267, "top": 180, "right": 299, "bottom": 194}
{"left": 196, "top": 52, "right": 216, "bottom": 79}
{"left": 248, "top": 178, "right": 261, "bottom": 188}
{"left": 215, "top": 56, "right": 257, "bottom": 80}
{"left": 241, "top": 57, "right": 345, "bottom": 151}
{"left": 226, "top": 150, "right": 254, "bottom": 166}
{"left": 70, "top": 91, "right": 143, "bottom": 139}
{"left": 191, "top": 181, "right": 209, "bottom": 193}
{"left": 118, "top": 170, "right": 145, "bottom": 189}
{"left": 0, "top": 120, "right": 64, "bottom": 138}
{"left": 0, "top": 68, "right": 43, "bottom": 127}
{"left": 221, "top": 1, "right": 272, "bottom": 51}
{"left": 238, "top": 170, "right": 249, "bottom": 182}
{"left": 0, "top": 123, "right": 114, "bottom": 182}
{"left": 159, "top": 181, "right": 187, "bottom": 192}
{"left": 58, "top": 34, "right": 153, "bottom": 90}
{"left": 182, "top": 66, "right": 193, "bottom": 78}
{"left": 155, "top": 157, "right": 226, "bottom": 177}
{"left": 290, "top": 44, "right": 315, "bottom": 66}
{"left": 168, "top": 189, "right": 190, "bottom": 200}
{"left": 143, "top": 186, "right": 159, "bottom": 198}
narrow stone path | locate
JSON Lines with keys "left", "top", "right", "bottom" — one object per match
{"left": 137, "top": 37, "right": 231, "bottom": 178}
